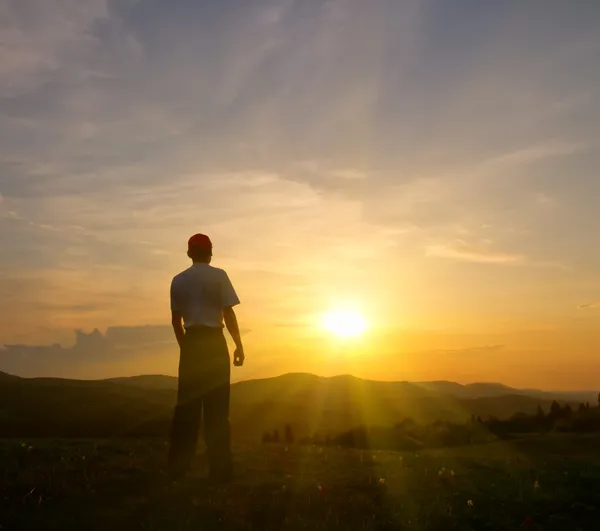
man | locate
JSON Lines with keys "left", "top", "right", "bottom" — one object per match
{"left": 168, "top": 233, "right": 244, "bottom": 483}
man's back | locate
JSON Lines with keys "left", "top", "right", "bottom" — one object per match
{"left": 168, "top": 233, "right": 244, "bottom": 482}
{"left": 170, "top": 263, "right": 239, "bottom": 329}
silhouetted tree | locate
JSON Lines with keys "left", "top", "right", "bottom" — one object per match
{"left": 563, "top": 404, "right": 573, "bottom": 418}
{"left": 578, "top": 403, "right": 587, "bottom": 415}
{"left": 586, "top": 402, "right": 591, "bottom": 410}
{"left": 284, "top": 424, "right": 295, "bottom": 445}
{"left": 536, "top": 405, "right": 545, "bottom": 418}
{"left": 598, "top": 392, "right": 600, "bottom": 408}
{"left": 398, "top": 417, "right": 417, "bottom": 429}
{"left": 262, "top": 431, "right": 272, "bottom": 444}
{"left": 549, "top": 400, "right": 562, "bottom": 420}
{"left": 272, "top": 429, "right": 280, "bottom": 443}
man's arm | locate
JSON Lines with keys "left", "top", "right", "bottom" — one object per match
{"left": 220, "top": 270, "right": 243, "bottom": 366}
{"left": 171, "top": 310, "right": 185, "bottom": 349}
{"left": 170, "top": 279, "right": 185, "bottom": 348}
{"left": 223, "top": 306, "right": 244, "bottom": 366}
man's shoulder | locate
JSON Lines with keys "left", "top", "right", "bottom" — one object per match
{"left": 171, "top": 267, "right": 193, "bottom": 285}
{"left": 197, "top": 264, "right": 227, "bottom": 277}
{"left": 172, "top": 265, "right": 227, "bottom": 282}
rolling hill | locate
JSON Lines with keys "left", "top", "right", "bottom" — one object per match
{"left": 107, "top": 373, "right": 598, "bottom": 403}
{"left": 0, "top": 371, "right": 590, "bottom": 440}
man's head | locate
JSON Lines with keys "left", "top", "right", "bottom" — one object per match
{"left": 187, "top": 233, "right": 213, "bottom": 263}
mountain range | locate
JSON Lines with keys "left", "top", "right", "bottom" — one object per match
{"left": 108, "top": 373, "right": 597, "bottom": 403}
{"left": 0, "top": 371, "right": 596, "bottom": 440}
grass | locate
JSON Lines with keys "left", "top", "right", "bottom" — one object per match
{"left": 1, "top": 434, "right": 600, "bottom": 530}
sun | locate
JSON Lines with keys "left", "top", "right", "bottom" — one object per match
{"left": 322, "top": 308, "right": 368, "bottom": 338}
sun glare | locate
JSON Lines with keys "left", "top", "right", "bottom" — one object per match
{"left": 322, "top": 308, "right": 368, "bottom": 338}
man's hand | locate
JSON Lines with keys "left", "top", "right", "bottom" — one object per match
{"left": 224, "top": 306, "right": 244, "bottom": 367}
{"left": 233, "top": 347, "right": 245, "bottom": 367}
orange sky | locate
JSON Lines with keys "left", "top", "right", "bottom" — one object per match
{"left": 1, "top": 1, "right": 599, "bottom": 389}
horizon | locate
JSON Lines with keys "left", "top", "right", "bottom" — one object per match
{"left": 1, "top": 1, "right": 600, "bottom": 389}
{"left": 2, "top": 322, "right": 599, "bottom": 390}
{"left": 2, "top": 364, "right": 598, "bottom": 396}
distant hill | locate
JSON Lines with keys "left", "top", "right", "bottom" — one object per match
{"left": 413, "top": 380, "right": 516, "bottom": 398}
{"left": 104, "top": 372, "right": 598, "bottom": 404}
{"left": 0, "top": 371, "right": 590, "bottom": 439}
{"left": 106, "top": 374, "right": 178, "bottom": 390}
{"left": 413, "top": 380, "right": 597, "bottom": 403}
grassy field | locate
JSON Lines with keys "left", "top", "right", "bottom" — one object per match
{"left": 1, "top": 435, "right": 600, "bottom": 530}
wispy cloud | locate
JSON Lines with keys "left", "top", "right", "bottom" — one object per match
{"left": 0, "top": 0, "right": 109, "bottom": 95}
{"left": 426, "top": 240, "right": 523, "bottom": 265}
{"left": 476, "top": 140, "right": 588, "bottom": 172}
{"left": 425, "top": 239, "right": 570, "bottom": 270}
{"left": 579, "top": 302, "right": 600, "bottom": 309}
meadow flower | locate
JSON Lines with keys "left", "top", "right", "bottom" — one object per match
{"left": 378, "top": 478, "right": 386, "bottom": 485}
{"left": 467, "top": 500, "right": 474, "bottom": 508}
{"left": 533, "top": 480, "right": 540, "bottom": 490}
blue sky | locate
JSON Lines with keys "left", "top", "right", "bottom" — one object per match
{"left": 1, "top": 0, "right": 599, "bottom": 386}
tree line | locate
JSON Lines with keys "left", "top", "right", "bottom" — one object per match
{"left": 261, "top": 398, "right": 600, "bottom": 451}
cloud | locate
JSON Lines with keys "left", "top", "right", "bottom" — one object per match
{"left": 534, "top": 192, "right": 555, "bottom": 207}
{"left": 0, "top": 0, "right": 109, "bottom": 95}
{"left": 433, "top": 345, "right": 505, "bottom": 355}
{"left": 0, "top": 192, "right": 20, "bottom": 219}
{"left": 0, "top": 323, "right": 251, "bottom": 378}
{"left": 475, "top": 140, "right": 588, "bottom": 172}
{"left": 425, "top": 239, "right": 569, "bottom": 270}
{"left": 579, "top": 302, "right": 600, "bottom": 309}
{"left": 426, "top": 240, "right": 523, "bottom": 265}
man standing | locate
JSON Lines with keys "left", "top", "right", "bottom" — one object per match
{"left": 168, "top": 233, "right": 244, "bottom": 483}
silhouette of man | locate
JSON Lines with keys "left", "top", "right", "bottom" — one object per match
{"left": 168, "top": 233, "right": 244, "bottom": 482}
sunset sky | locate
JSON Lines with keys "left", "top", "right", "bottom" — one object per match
{"left": 1, "top": 1, "right": 599, "bottom": 389}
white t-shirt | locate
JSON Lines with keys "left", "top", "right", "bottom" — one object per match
{"left": 170, "top": 263, "right": 240, "bottom": 329}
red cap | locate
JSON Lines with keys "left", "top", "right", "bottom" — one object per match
{"left": 188, "top": 233, "right": 212, "bottom": 251}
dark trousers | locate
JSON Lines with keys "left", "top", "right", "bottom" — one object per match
{"left": 168, "top": 327, "right": 232, "bottom": 479}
